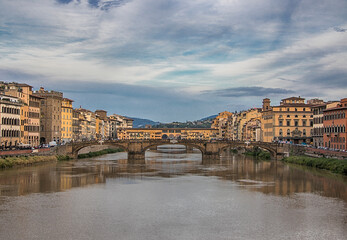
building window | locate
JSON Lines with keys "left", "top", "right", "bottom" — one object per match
{"left": 279, "top": 129, "right": 283, "bottom": 136}
{"left": 279, "top": 120, "right": 283, "bottom": 126}
{"left": 295, "top": 120, "right": 298, "bottom": 126}
{"left": 287, "top": 129, "right": 290, "bottom": 136}
{"left": 302, "top": 120, "right": 306, "bottom": 126}
{"left": 303, "top": 129, "right": 306, "bottom": 136}
{"left": 287, "top": 120, "right": 290, "bottom": 126}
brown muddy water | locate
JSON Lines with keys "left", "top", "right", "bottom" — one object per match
{"left": 0, "top": 145, "right": 346, "bottom": 240}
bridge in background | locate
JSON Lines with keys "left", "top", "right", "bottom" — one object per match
{"left": 56, "top": 140, "right": 285, "bottom": 163}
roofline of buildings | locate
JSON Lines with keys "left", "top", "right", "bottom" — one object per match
{"left": 120, "top": 128, "right": 217, "bottom": 130}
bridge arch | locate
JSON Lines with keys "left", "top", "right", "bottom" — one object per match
{"left": 142, "top": 142, "right": 205, "bottom": 155}
{"left": 59, "top": 140, "right": 283, "bottom": 162}
{"left": 219, "top": 142, "right": 278, "bottom": 159}
{"left": 71, "top": 142, "right": 129, "bottom": 157}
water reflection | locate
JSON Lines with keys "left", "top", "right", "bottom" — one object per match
{"left": 0, "top": 148, "right": 346, "bottom": 202}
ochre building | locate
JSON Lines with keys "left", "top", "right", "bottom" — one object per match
{"left": 0, "top": 95, "right": 21, "bottom": 148}
{"left": 262, "top": 97, "right": 314, "bottom": 144}
{"left": 0, "top": 82, "right": 41, "bottom": 146}
{"left": 33, "top": 87, "right": 63, "bottom": 144}
{"left": 61, "top": 98, "right": 73, "bottom": 143}
{"left": 211, "top": 111, "right": 233, "bottom": 139}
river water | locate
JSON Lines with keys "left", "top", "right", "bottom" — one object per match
{"left": 0, "top": 145, "right": 346, "bottom": 240}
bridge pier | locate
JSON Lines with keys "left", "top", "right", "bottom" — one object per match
{"left": 149, "top": 146, "right": 158, "bottom": 150}
{"left": 202, "top": 153, "right": 220, "bottom": 164}
{"left": 274, "top": 153, "right": 284, "bottom": 160}
{"left": 186, "top": 145, "right": 194, "bottom": 153}
{"left": 128, "top": 152, "right": 146, "bottom": 164}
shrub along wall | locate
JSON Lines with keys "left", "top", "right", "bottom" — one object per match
{"left": 244, "top": 147, "right": 271, "bottom": 160}
{"left": 282, "top": 156, "right": 347, "bottom": 175}
{"left": 0, "top": 155, "right": 59, "bottom": 169}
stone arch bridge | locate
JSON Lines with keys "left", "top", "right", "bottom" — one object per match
{"left": 56, "top": 140, "right": 285, "bottom": 163}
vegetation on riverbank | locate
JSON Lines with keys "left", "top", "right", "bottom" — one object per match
{"left": 244, "top": 147, "right": 271, "bottom": 160}
{"left": 0, "top": 155, "right": 58, "bottom": 169}
{"left": 78, "top": 148, "right": 123, "bottom": 159}
{"left": 282, "top": 156, "right": 347, "bottom": 175}
{"left": 57, "top": 155, "right": 72, "bottom": 161}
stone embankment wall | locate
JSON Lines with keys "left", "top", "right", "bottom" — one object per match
{"left": 0, "top": 148, "right": 53, "bottom": 157}
{"left": 283, "top": 144, "right": 306, "bottom": 156}
{"left": 283, "top": 144, "right": 347, "bottom": 159}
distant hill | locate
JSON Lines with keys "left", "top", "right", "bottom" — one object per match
{"left": 200, "top": 115, "right": 217, "bottom": 121}
{"left": 153, "top": 114, "right": 217, "bottom": 129}
{"left": 127, "top": 117, "right": 160, "bottom": 128}
{"left": 128, "top": 114, "right": 217, "bottom": 129}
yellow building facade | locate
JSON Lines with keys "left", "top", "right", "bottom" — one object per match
{"left": 1, "top": 82, "right": 41, "bottom": 146}
{"left": 61, "top": 98, "right": 73, "bottom": 143}
{"left": 262, "top": 97, "right": 313, "bottom": 144}
{"left": 117, "top": 128, "right": 218, "bottom": 140}
{"left": 211, "top": 111, "right": 233, "bottom": 139}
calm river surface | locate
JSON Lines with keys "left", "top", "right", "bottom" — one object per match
{"left": 0, "top": 145, "right": 346, "bottom": 240}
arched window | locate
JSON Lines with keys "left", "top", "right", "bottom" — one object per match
{"left": 287, "top": 129, "right": 290, "bottom": 136}
{"left": 279, "top": 129, "right": 283, "bottom": 136}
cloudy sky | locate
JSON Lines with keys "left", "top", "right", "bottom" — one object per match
{"left": 0, "top": 0, "right": 346, "bottom": 122}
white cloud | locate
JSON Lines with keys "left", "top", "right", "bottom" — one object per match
{"left": 0, "top": 0, "right": 346, "bottom": 119}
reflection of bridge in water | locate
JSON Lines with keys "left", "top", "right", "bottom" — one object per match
{"left": 56, "top": 139, "right": 285, "bottom": 163}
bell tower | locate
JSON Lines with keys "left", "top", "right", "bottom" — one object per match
{"left": 262, "top": 98, "right": 271, "bottom": 111}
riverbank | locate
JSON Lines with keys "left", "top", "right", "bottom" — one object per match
{"left": 282, "top": 156, "right": 347, "bottom": 175}
{"left": 78, "top": 148, "right": 123, "bottom": 159}
{"left": 0, "top": 155, "right": 63, "bottom": 169}
{"left": 0, "top": 148, "right": 124, "bottom": 169}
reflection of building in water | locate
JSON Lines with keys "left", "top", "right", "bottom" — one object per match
{"left": 0, "top": 157, "right": 346, "bottom": 202}
{"left": 211, "top": 156, "right": 346, "bottom": 200}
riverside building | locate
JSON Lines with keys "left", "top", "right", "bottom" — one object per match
{"left": 33, "top": 87, "right": 63, "bottom": 144}
{"left": 0, "top": 95, "right": 21, "bottom": 148}
{"left": 0, "top": 82, "right": 41, "bottom": 147}
{"left": 261, "top": 97, "right": 314, "bottom": 144}
{"left": 211, "top": 111, "right": 233, "bottom": 139}
{"left": 323, "top": 98, "right": 347, "bottom": 150}
{"left": 61, "top": 98, "right": 74, "bottom": 143}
